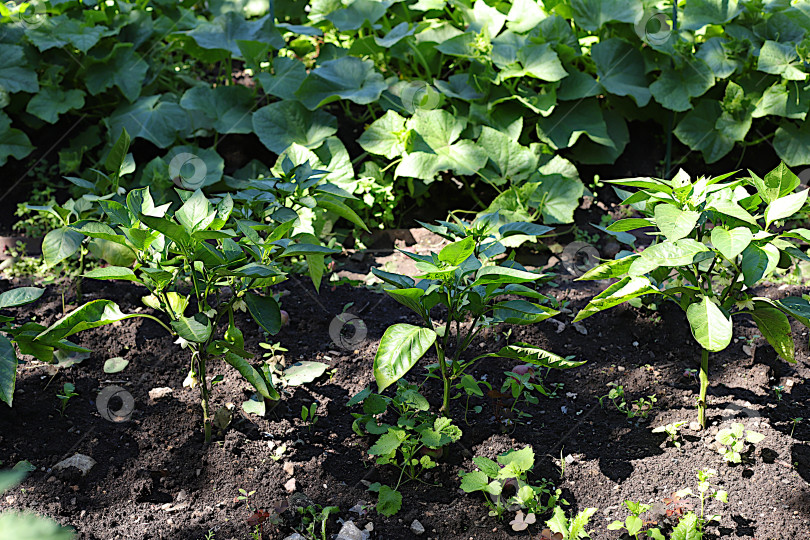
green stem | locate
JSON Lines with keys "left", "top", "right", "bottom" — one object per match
{"left": 698, "top": 348, "right": 709, "bottom": 429}
{"left": 198, "top": 350, "right": 212, "bottom": 443}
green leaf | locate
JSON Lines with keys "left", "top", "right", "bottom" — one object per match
{"left": 27, "top": 15, "right": 113, "bottom": 52}
{"left": 176, "top": 190, "right": 216, "bottom": 233}
{"left": 0, "top": 113, "right": 34, "bottom": 166}
{"left": 376, "top": 485, "right": 402, "bottom": 517}
{"left": 592, "top": 38, "right": 651, "bottom": 106}
{"left": 477, "top": 126, "right": 539, "bottom": 185}
{"left": 574, "top": 276, "right": 658, "bottom": 322}
{"left": 460, "top": 471, "right": 490, "bottom": 493}
{"left": 171, "top": 314, "right": 212, "bottom": 343}
{"left": 0, "top": 287, "right": 44, "bottom": 309}
{"left": 751, "top": 306, "right": 795, "bottom": 362}
{"left": 25, "top": 88, "right": 85, "bottom": 124}
{"left": 245, "top": 292, "right": 282, "bottom": 335}
{"left": 0, "top": 44, "right": 38, "bottom": 94}
{"left": 497, "top": 446, "right": 534, "bottom": 477}
{"left": 650, "top": 61, "right": 715, "bottom": 112}
{"left": 681, "top": 0, "right": 742, "bottom": 30}
{"left": 686, "top": 297, "right": 732, "bottom": 352}
{"left": 546, "top": 506, "right": 570, "bottom": 536}
{"left": 765, "top": 190, "right": 808, "bottom": 227}
{"left": 483, "top": 343, "right": 585, "bottom": 369}
{"left": 224, "top": 352, "right": 278, "bottom": 401}
{"left": 283, "top": 361, "right": 329, "bottom": 386}
{"left": 439, "top": 237, "right": 475, "bottom": 265}
{"left": 473, "top": 266, "right": 540, "bottom": 285}
{"left": 296, "top": 57, "right": 386, "bottom": 110}
{"left": 256, "top": 56, "right": 307, "bottom": 101}
{"left": 754, "top": 163, "right": 800, "bottom": 203}
{"left": 569, "top": 508, "right": 597, "bottom": 539}
{"left": 697, "top": 38, "right": 742, "bottom": 79}
{"left": 84, "top": 267, "right": 138, "bottom": 281}
{"left": 103, "top": 357, "right": 129, "bottom": 373}
{"left": 106, "top": 96, "right": 190, "bottom": 149}
{"left": 492, "top": 300, "right": 557, "bottom": 324}
{"left": 0, "top": 510, "right": 76, "bottom": 540}
{"left": 373, "top": 324, "right": 437, "bottom": 393}
{"left": 179, "top": 85, "right": 254, "bottom": 134}
{"left": 0, "top": 334, "right": 18, "bottom": 406}
{"left": 358, "top": 110, "right": 408, "bottom": 160}
{"left": 105, "top": 127, "right": 131, "bottom": 184}
{"left": 625, "top": 515, "right": 643, "bottom": 536}
{"left": 654, "top": 205, "right": 701, "bottom": 242}
{"left": 774, "top": 121, "right": 810, "bottom": 167}
{"left": 577, "top": 255, "right": 638, "bottom": 281}
{"left": 326, "top": 0, "right": 391, "bottom": 30}
{"left": 569, "top": 0, "right": 642, "bottom": 31}
{"left": 85, "top": 44, "right": 148, "bottom": 102}
{"left": 37, "top": 300, "right": 141, "bottom": 343}
{"left": 314, "top": 194, "right": 369, "bottom": 232}
{"left": 670, "top": 512, "right": 699, "bottom": 540}
{"left": 43, "top": 227, "right": 84, "bottom": 266}
{"left": 741, "top": 244, "right": 779, "bottom": 287}
{"left": 252, "top": 101, "right": 337, "bottom": 154}
{"left": 711, "top": 227, "right": 753, "bottom": 260}
{"left": 536, "top": 99, "right": 612, "bottom": 150}
{"left": 640, "top": 239, "right": 711, "bottom": 267}
{"left": 184, "top": 12, "right": 283, "bottom": 56}
{"left": 757, "top": 40, "right": 807, "bottom": 81}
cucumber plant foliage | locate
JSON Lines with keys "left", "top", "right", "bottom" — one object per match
{"left": 576, "top": 162, "right": 810, "bottom": 428}
{"left": 371, "top": 213, "right": 582, "bottom": 414}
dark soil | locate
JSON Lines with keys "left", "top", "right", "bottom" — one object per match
{"left": 1, "top": 248, "right": 809, "bottom": 540}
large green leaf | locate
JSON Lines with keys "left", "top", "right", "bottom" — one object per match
{"left": 639, "top": 239, "right": 711, "bottom": 267}
{"left": 0, "top": 44, "right": 38, "bottom": 94}
{"left": 774, "top": 120, "right": 810, "bottom": 166}
{"left": 83, "top": 267, "right": 138, "bottom": 281}
{"left": 536, "top": 99, "right": 612, "bottom": 150}
{"left": 680, "top": 0, "right": 742, "bottom": 31}
{"left": 592, "top": 38, "right": 651, "bottom": 106}
{"left": 765, "top": 189, "right": 808, "bottom": 227}
{"left": 325, "top": 0, "right": 392, "bottom": 30}
{"left": 498, "top": 43, "right": 567, "bottom": 82}
{"left": 296, "top": 57, "right": 386, "bottom": 110}
{"left": 43, "top": 227, "right": 84, "bottom": 267}
{"left": 741, "top": 244, "right": 779, "bottom": 286}
{"left": 255, "top": 57, "right": 307, "bottom": 101}
{"left": 757, "top": 40, "right": 807, "bottom": 81}
{"left": 105, "top": 96, "right": 190, "bottom": 149}
{"left": 36, "top": 300, "right": 142, "bottom": 343}
{"left": 84, "top": 44, "right": 147, "bottom": 102}
{"left": 0, "top": 288, "right": 44, "bottom": 309}
{"left": 25, "top": 88, "right": 85, "bottom": 124}
{"left": 179, "top": 85, "right": 254, "bottom": 134}
{"left": 569, "top": 0, "right": 642, "bottom": 31}
{"left": 358, "top": 110, "right": 408, "bottom": 160}
{"left": 224, "top": 352, "right": 279, "bottom": 400}
{"left": 26, "top": 14, "right": 114, "bottom": 52}
{"left": 650, "top": 61, "right": 715, "bottom": 112}
{"left": 0, "top": 113, "right": 34, "bottom": 167}
{"left": 171, "top": 314, "right": 212, "bottom": 343}
{"left": 710, "top": 227, "right": 752, "bottom": 260}
{"left": 373, "top": 324, "right": 436, "bottom": 392}
{"left": 483, "top": 342, "right": 585, "bottom": 369}
{"left": 245, "top": 292, "right": 281, "bottom": 335}
{"left": 654, "top": 205, "right": 701, "bottom": 241}
{"left": 753, "top": 81, "right": 810, "bottom": 120}
{"left": 696, "top": 38, "right": 741, "bottom": 79}
{"left": 686, "top": 297, "right": 732, "bottom": 352}
{"left": 751, "top": 306, "right": 795, "bottom": 362}
{"left": 184, "top": 12, "right": 283, "bottom": 56}
{"left": 0, "top": 334, "right": 18, "bottom": 406}
{"left": 574, "top": 276, "right": 658, "bottom": 322}
{"left": 252, "top": 101, "right": 337, "bottom": 154}
{"left": 477, "top": 126, "right": 539, "bottom": 185}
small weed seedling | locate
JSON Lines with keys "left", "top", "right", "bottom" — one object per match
{"left": 348, "top": 381, "right": 462, "bottom": 516}
{"left": 672, "top": 468, "right": 728, "bottom": 537}
{"left": 576, "top": 164, "right": 810, "bottom": 428}
{"left": 791, "top": 417, "right": 803, "bottom": 437}
{"left": 598, "top": 384, "right": 657, "bottom": 420}
{"left": 607, "top": 501, "right": 665, "bottom": 539}
{"left": 459, "top": 447, "right": 562, "bottom": 524}
{"left": 773, "top": 385, "right": 785, "bottom": 401}
{"left": 452, "top": 374, "right": 491, "bottom": 425}
{"left": 540, "top": 505, "right": 597, "bottom": 539}
{"left": 56, "top": 383, "right": 78, "bottom": 416}
{"left": 296, "top": 504, "right": 339, "bottom": 540}
{"left": 715, "top": 422, "right": 764, "bottom": 463}
{"left": 652, "top": 421, "right": 688, "bottom": 448}
{"left": 301, "top": 403, "right": 318, "bottom": 432}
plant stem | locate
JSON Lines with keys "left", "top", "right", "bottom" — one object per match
{"left": 437, "top": 346, "right": 451, "bottom": 414}
{"left": 198, "top": 350, "right": 212, "bottom": 443}
{"left": 698, "top": 348, "right": 709, "bottom": 429}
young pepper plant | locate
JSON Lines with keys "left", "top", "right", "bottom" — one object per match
{"left": 76, "top": 185, "right": 342, "bottom": 442}
{"left": 575, "top": 163, "right": 810, "bottom": 428}
{"left": 371, "top": 215, "right": 578, "bottom": 414}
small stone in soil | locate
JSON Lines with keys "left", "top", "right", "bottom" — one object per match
{"left": 336, "top": 520, "right": 369, "bottom": 540}
{"left": 411, "top": 519, "right": 425, "bottom": 535}
{"left": 148, "top": 387, "right": 173, "bottom": 400}
{"left": 284, "top": 478, "right": 296, "bottom": 492}
{"left": 283, "top": 462, "right": 295, "bottom": 476}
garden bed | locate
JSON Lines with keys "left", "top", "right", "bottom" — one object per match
{"left": 1, "top": 259, "right": 809, "bottom": 539}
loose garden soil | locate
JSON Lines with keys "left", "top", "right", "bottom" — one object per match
{"left": 1, "top": 243, "right": 809, "bottom": 540}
